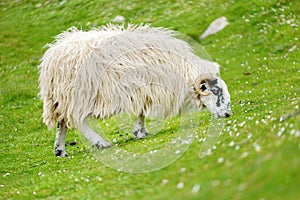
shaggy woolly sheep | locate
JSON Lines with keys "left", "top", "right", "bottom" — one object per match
{"left": 39, "top": 24, "right": 231, "bottom": 157}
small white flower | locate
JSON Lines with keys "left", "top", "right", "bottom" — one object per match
{"left": 113, "top": 15, "right": 125, "bottom": 23}
{"left": 253, "top": 142, "right": 261, "bottom": 152}
{"left": 241, "top": 152, "right": 248, "bottom": 158}
{"left": 217, "top": 157, "right": 224, "bottom": 163}
{"left": 177, "top": 182, "right": 184, "bottom": 189}
{"left": 161, "top": 179, "right": 168, "bottom": 185}
{"left": 180, "top": 167, "right": 186, "bottom": 173}
{"left": 191, "top": 184, "right": 201, "bottom": 193}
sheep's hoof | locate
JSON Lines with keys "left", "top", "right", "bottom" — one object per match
{"left": 93, "top": 140, "right": 111, "bottom": 149}
{"left": 55, "top": 149, "right": 68, "bottom": 157}
{"left": 133, "top": 129, "right": 149, "bottom": 139}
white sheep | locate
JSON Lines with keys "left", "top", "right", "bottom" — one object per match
{"left": 39, "top": 24, "right": 231, "bottom": 157}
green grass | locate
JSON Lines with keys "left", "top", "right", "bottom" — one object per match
{"left": 1, "top": 0, "right": 299, "bottom": 199}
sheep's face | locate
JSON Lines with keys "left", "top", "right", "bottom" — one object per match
{"left": 196, "top": 78, "right": 231, "bottom": 118}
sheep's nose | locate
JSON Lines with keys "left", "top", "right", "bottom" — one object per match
{"left": 225, "top": 113, "right": 230, "bottom": 118}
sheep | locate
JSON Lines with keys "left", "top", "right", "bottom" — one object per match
{"left": 39, "top": 24, "right": 231, "bottom": 157}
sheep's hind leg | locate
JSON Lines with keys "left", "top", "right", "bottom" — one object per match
{"left": 133, "top": 114, "right": 149, "bottom": 139}
{"left": 54, "top": 120, "right": 68, "bottom": 157}
{"left": 77, "top": 119, "right": 111, "bottom": 148}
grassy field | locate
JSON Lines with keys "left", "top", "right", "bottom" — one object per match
{"left": 1, "top": 0, "right": 299, "bottom": 199}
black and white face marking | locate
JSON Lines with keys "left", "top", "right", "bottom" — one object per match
{"left": 207, "top": 79, "right": 225, "bottom": 107}
{"left": 198, "top": 78, "right": 231, "bottom": 118}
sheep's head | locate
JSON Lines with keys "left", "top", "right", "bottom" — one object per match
{"left": 195, "top": 78, "right": 231, "bottom": 118}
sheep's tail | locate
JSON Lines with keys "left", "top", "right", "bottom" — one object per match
{"left": 39, "top": 51, "right": 59, "bottom": 130}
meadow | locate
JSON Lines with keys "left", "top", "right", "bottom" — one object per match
{"left": 0, "top": 0, "right": 299, "bottom": 199}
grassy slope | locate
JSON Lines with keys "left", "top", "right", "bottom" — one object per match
{"left": 0, "top": 0, "right": 299, "bottom": 199}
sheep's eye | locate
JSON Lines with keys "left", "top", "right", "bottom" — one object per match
{"left": 211, "top": 89, "right": 218, "bottom": 95}
{"left": 200, "top": 83, "right": 207, "bottom": 91}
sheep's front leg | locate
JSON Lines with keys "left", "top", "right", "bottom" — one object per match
{"left": 77, "top": 119, "right": 111, "bottom": 148}
{"left": 133, "top": 114, "right": 149, "bottom": 139}
{"left": 54, "top": 120, "right": 68, "bottom": 157}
